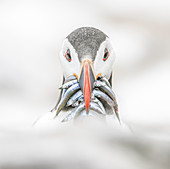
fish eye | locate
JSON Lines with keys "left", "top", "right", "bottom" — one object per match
{"left": 65, "top": 49, "right": 72, "bottom": 62}
{"left": 103, "top": 48, "right": 109, "bottom": 61}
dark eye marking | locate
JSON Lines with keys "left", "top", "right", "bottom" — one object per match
{"left": 65, "top": 49, "right": 72, "bottom": 62}
{"left": 103, "top": 48, "right": 109, "bottom": 61}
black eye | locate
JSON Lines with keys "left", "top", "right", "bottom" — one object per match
{"left": 103, "top": 48, "right": 109, "bottom": 61}
{"left": 65, "top": 49, "right": 72, "bottom": 62}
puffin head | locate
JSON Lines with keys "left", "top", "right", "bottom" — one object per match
{"left": 60, "top": 27, "right": 116, "bottom": 112}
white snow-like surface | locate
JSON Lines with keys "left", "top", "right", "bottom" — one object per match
{"left": 0, "top": 0, "right": 170, "bottom": 168}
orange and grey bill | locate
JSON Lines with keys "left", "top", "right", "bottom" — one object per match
{"left": 79, "top": 59, "right": 95, "bottom": 113}
{"left": 84, "top": 63, "right": 91, "bottom": 112}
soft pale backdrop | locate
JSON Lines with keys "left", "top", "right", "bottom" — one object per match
{"left": 0, "top": 0, "right": 170, "bottom": 168}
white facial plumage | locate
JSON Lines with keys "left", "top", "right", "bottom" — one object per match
{"left": 60, "top": 33, "right": 115, "bottom": 80}
{"left": 93, "top": 37, "right": 115, "bottom": 79}
{"left": 60, "top": 39, "right": 81, "bottom": 78}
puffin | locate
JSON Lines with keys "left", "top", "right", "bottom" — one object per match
{"left": 34, "top": 27, "right": 125, "bottom": 130}
{"left": 53, "top": 27, "right": 119, "bottom": 121}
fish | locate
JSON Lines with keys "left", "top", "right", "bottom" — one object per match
{"left": 55, "top": 76, "right": 119, "bottom": 120}
{"left": 50, "top": 88, "right": 66, "bottom": 112}
{"left": 72, "top": 96, "right": 84, "bottom": 107}
{"left": 62, "top": 102, "right": 85, "bottom": 122}
{"left": 64, "top": 75, "right": 77, "bottom": 83}
{"left": 91, "top": 94, "right": 106, "bottom": 114}
{"left": 61, "top": 88, "right": 67, "bottom": 99}
{"left": 62, "top": 80, "right": 78, "bottom": 89}
{"left": 66, "top": 90, "right": 83, "bottom": 106}
{"left": 93, "top": 89, "right": 116, "bottom": 107}
{"left": 94, "top": 81, "right": 117, "bottom": 107}
{"left": 56, "top": 83, "right": 80, "bottom": 115}
{"left": 72, "top": 101, "right": 79, "bottom": 107}
{"left": 97, "top": 76, "right": 111, "bottom": 88}
{"left": 93, "top": 86, "right": 119, "bottom": 121}
{"left": 90, "top": 102, "right": 105, "bottom": 115}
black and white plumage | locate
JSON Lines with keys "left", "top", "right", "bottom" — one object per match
{"left": 51, "top": 27, "right": 119, "bottom": 122}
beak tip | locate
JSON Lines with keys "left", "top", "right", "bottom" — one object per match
{"left": 85, "top": 107, "right": 89, "bottom": 114}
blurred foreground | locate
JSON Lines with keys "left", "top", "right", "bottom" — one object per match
{"left": 1, "top": 122, "right": 170, "bottom": 169}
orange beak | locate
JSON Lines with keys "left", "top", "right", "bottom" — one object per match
{"left": 79, "top": 59, "right": 95, "bottom": 113}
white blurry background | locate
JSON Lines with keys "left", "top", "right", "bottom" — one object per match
{"left": 0, "top": 0, "right": 170, "bottom": 169}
